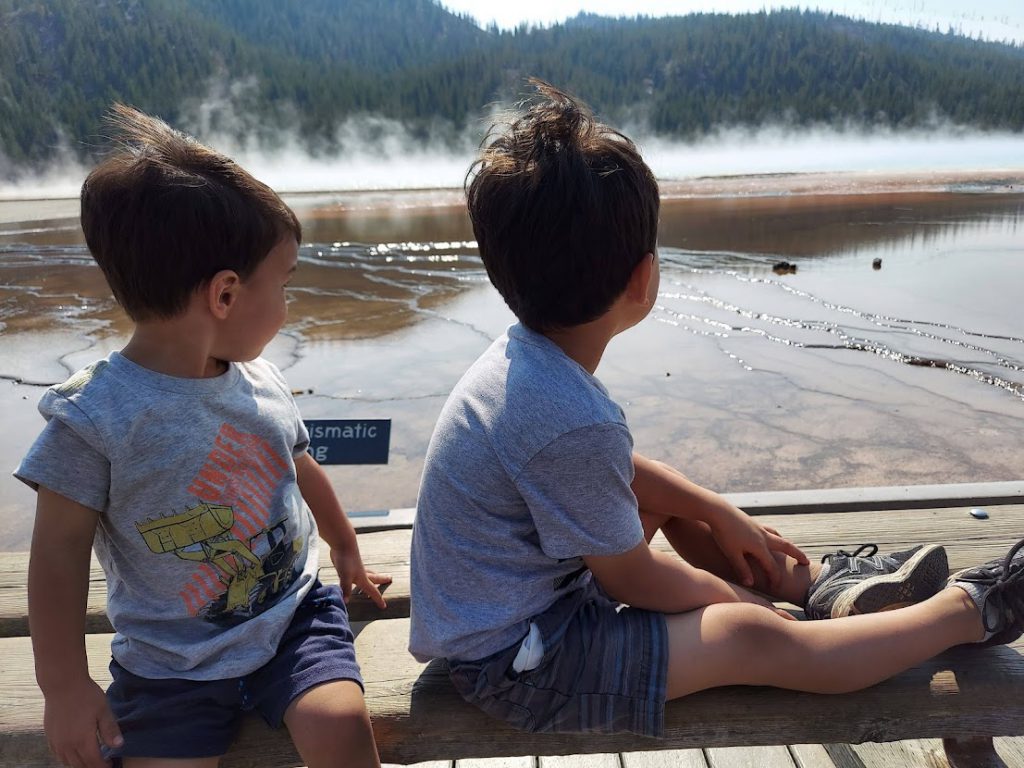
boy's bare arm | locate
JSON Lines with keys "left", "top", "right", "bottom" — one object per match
{"left": 29, "top": 487, "right": 123, "bottom": 768}
{"left": 583, "top": 542, "right": 791, "bottom": 617}
{"left": 293, "top": 452, "right": 391, "bottom": 608}
{"left": 631, "top": 452, "right": 808, "bottom": 587}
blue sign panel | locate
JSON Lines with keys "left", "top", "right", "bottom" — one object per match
{"left": 304, "top": 419, "right": 391, "bottom": 465}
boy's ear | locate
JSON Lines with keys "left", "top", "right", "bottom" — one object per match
{"left": 625, "top": 253, "right": 657, "bottom": 306}
{"left": 206, "top": 270, "right": 241, "bottom": 319}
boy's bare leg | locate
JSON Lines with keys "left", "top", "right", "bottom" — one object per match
{"left": 665, "top": 586, "right": 983, "bottom": 699}
{"left": 124, "top": 759, "right": 220, "bottom": 767}
{"left": 640, "top": 511, "right": 817, "bottom": 605}
{"left": 283, "top": 680, "right": 380, "bottom": 768}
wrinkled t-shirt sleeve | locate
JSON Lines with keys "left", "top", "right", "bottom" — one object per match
{"left": 515, "top": 422, "right": 643, "bottom": 560}
{"left": 14, "top": 395, "right": 110, "bottom": 513}
{"left": 258, "top": 358, "right": 310, "bottom": 457}
{"left": 293, "top": 416, "right": 310, "bottom": 458}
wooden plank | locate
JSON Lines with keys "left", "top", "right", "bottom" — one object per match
{"left": 457, "top": 759, "right": 534, "bottom": 768}
{"left": 538, "top": 756, "right": 619, "bottom": 768}
{"left": 995, "top": 737, "right": 1024, "bottom": 767}
{"left": 849, "top": 740, "right": 949, "bottom": 767}
{"left": 787, "top": 744, "right": 837, "bottom": 768}
{"left": 707, "top": 746, "right": 795, "bottom": 767}
{"left": 2, "top": 505, "right": 1022, "bottom": 638}
{"left": 726, "top": 481, "right": 1024, "bottom": 515}
{"left": 813, "top": 745, "right": 867, "bottom": 768}
{"left": 1, "top": 623, "right": 1022, "bottom": 767}
{"left": 622, "top": 749, "right": 707, "bottom": 768}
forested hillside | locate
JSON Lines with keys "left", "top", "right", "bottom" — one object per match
{"left": 2, "top": 0, "right": 1023, "bottom": 170}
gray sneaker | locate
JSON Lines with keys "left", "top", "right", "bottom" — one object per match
{"left": 948, "top": 537, "right": 1024, "bottom": 647}
{"left": 805, "top": 543, "right": 949, "bottom": 620}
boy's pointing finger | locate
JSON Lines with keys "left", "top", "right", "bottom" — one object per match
{"left": 770, "top": 534, "right": 810, "bottom": 566}
{"left": 355, "top": 573, "right": 389, "bottom": 609}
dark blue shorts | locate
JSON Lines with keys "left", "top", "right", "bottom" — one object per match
{"left": 105, "top": 580, "right": 362, "bottom": 760}
{"left": 448, "top": 579, "right": 668, "bottom": 737}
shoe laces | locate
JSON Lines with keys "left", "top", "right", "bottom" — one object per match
{"left": 957, "top": 538, "right": 1024, "bottom": 634}
{"left": 821, "top": 543, "right": 878, "bottom": 564}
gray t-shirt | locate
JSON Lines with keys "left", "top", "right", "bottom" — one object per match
{"left": 15, "top": 352, "right": 317, "bottom": 680}
{"left": 409, "top": 323, "right": 644, "bottom": 662}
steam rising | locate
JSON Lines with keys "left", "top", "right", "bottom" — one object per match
{"left": 2, "top": 80, "right": 1024, "bottom": 200}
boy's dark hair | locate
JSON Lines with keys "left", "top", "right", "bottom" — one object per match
{"left": 466, "top": 80, "right": 659, "bottom": 331}
{"left": 81, "top": 104, "right": 301, "bottom": 321}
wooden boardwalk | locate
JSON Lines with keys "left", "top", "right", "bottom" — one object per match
{"left": 3, "top": 495, "right": 1023, "bottom": 766}
{"left": 388, "top": 740, "right": 1024, "bottom": 768}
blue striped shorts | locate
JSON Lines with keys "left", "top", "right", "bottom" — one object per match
{"left": 448, "top": 579, "right": 669, "bottom": 737}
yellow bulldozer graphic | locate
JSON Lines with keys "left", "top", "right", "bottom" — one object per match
{"left": 137, "top": 501, "right": 300, "bottom": 617}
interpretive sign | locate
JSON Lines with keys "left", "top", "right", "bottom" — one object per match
{"left": 303, "top": 419, "right": 391, "bottom": 465}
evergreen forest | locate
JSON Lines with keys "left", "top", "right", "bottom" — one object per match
{"left": 2, "top": 0, "right": 1024, "bottom": 171}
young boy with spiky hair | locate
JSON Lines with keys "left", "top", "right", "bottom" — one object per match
{"left": 408, "top": 81, "right": 1023, "bottom": 736}
{"left": 16, "top": 105, "right": 389, "bottom": 768}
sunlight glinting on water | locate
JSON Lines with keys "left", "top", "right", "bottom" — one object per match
{"left": 652, "top": 251, "right": 1024, "bottom": 401}
{"left": 1, "top": 191, "right": 1023, "bottom": 548}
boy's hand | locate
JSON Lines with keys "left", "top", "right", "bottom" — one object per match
{"left": 629, "top": 455, "right": 808, "bottom": 588}
{"left": 294, "top": 453, "right": 393, "bottom": 609}
{"left": 329, "top": 545, "right": 392, "bottom": 610}
{"left": 43, "top": 678, "right": 123, "bottom": 768}
{"left": 708, "top": 504, "right": 809, "bottom": 589}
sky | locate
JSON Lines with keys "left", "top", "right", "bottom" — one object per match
{"left": 440, "top": 0, "right": 1024, "bottom": 44}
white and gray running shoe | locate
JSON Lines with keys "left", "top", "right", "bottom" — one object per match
{"left": 805, "top": 543, "right": 949, "bottom": 620}
{"left": 948, "top": 537, "right": 1024, "bottom": 647}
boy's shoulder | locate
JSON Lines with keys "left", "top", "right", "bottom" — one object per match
{"left": 51, "top": 357, "right": 114, "bottom": 399}
{"left": 498, "top": 324, "right": 623, "bottom": 423}
{"left": 442, "top": 324, "right": 628, "bottom": 470}
{"left": 43, "top": 357, "right": 125, "bottom": 421}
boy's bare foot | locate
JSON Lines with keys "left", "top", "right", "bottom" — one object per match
{"left": 948, "top": 537, "right": 1024, "bottom": 646}
{"left": 805, "top": 544, "right": 948, "bottom": 620}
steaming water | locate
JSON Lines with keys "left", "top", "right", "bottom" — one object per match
{"left": 1, "top": 189, "right": 1023, "bottom": 549}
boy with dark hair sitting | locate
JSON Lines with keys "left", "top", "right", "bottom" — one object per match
{"left": 408, "top": 81, "right": 1023, "bottom": 736}
{"left": 16, "top": 105, "right": 389, "bottom": 768}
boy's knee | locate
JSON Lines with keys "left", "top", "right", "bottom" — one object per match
{"left": 285, "top": 682, "right": 378, "bottom": 767}
{"left": 285, "top": 679, "right": 370, "bottom": 727}
{"left": 704, "top": 602, "right": 791, "bottom": 654}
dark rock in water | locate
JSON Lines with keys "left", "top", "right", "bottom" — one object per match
{"left": 773, "top": 261, "right": 797, "bottom": 275}
{"left": 872, "top": 258, "right": 882, "bottom": 270}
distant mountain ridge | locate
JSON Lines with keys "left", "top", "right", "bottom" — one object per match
{"left": 1, "top": 0, "right": 1023, "bottom": 169}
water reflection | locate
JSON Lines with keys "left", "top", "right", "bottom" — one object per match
{"left": 657, "top": 192, "right": 1024, "bottom": 258}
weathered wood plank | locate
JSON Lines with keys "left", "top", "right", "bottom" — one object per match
{"left": 995, "top": 737, "right": 1024, "bottom": 767}
{"left": 538, "top": 755, "right": 619, "bottom": 767}
{"left": 724, "top": 481, "right": 1024, "bottom": 515}
{"left": 1, "top": 622, "right": 1022, "bottom": 767}
{"left": 787, "top": 744, "right": 837, "bottom": 768}
{"left": 848, "top": 739, "right": 950, "bottom": 767}
{"left": 2, "top": 504, "right": 1021, "bottom": 637}
{"left": 622, "top": 749, "right": 707, "bottom": 768}
{"left": 706, "top": 745, "right": 795, "bottom": 768}
{"left": 457, "top": 759, "right": 534, "bottom": 768}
